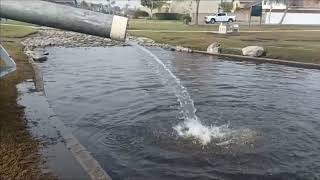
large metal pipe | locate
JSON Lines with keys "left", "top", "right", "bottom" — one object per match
{"left": 0, "top": 0, "right": 128, "bottom": 41}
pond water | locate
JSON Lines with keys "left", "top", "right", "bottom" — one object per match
{"left": 38, "top": 46, "right": 320, "bottom": 180}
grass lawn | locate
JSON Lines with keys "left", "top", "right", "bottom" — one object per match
{"left": 0, "top": 19, "right": 36, "bottom": 26}
{"left": 129, "top": 19, "right": 320, "bottom": 64}
{"left": 129, "top": 19, "right": 320, "bottom": 31}
{"left": 0, "top": 24, "right": 37, "bottom": 38}
{"left": 0, "top": 24, "right": 53, "bottom": 179}
{"left": 129, "top": 19, "right": 220, "bottom": 31}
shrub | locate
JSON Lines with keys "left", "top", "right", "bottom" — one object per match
{"left": 220, "top": 2, "right": 233, "bottom": 13}
{"left": 181, "top": 14, "right": 192, "bottom": 24}
{"left": 153, "top": 13, "right": 183, "bottom": 20}
{"left": 133, "top": 10, "right": 150, "bottom": 19}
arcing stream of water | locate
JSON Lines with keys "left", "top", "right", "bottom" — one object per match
{"left": 136, "top": 44, "right": 232, "bottom": 145}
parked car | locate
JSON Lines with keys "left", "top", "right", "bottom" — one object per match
{"left": 205, "top": 13, "right": 236, "bottom": 24}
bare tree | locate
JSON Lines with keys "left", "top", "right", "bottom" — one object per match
{"left": 80, "top": 0, "right": 89, "bottom": 9}
{"left": 105, "top": 0, "right": 116, "bottom": 14}
{"left": 141, "top": 0, "right": 164, "bottom": 18}
{"left": 266, "top": 0, "right": 288, "bottom": 24}
{"left": 279, "top": 0, "right": 289, "bottom": 24}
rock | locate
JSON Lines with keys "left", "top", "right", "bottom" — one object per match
{"left": 175, "top": 46, "right": 192, "bottom": 53}
{"left": 169, "top": 47, "right": 176, "bottom": 51}
{"left": 136, "top": 37, "right": 154, "bottom": 44}
{"left": 32, "top": 53, "right": 48, "bottom": 62}
{"left": 34, "top": 48, "right": 49, "bottom": 55}
{"left": 29, "top": 50, "right": 48, "bottom": 62}
{"left": 207, "top": 42, "right": 221, "bottom": 54}
{"left": 242, "top": 46, "right": 265, "bottom": 57}
{"left": 161, "top": 44, "right": 174, "bottom": 50}
{"left": 23, "top": 30, "right": 145, "bottom": 52}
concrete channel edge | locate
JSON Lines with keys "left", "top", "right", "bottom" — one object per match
{"left": 23, "top": 47, "right": 112, "bottom": 180}
{"left": 192, "top": 50, "right": 320, "bottom": 70}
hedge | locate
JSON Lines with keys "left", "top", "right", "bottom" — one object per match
{"left": 134, "top": 10, "right": 150, "bottom": 18}
{"left": 153, "top": 13, "right": 184, "bottom": 20}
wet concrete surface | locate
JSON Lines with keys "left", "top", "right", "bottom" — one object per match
{"left": 17, "top": 80, "right": 90, "bottom": 180}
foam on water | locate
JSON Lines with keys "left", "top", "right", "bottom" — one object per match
{"left": 136, "top": 44, "right": 233, "bottom": 145}
{"left": 174, "top": 118, "right": 233, "bottom": 145}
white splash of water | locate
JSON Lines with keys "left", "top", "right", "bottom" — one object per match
{"left": 136, "top": 44, "right": 232, "bottom": 145}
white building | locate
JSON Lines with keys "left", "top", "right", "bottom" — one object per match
{"left": 263, "top": 0, "right": 320, "bottom": 25}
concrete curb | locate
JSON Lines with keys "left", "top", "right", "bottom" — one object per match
{"left": 130, "top": 36, "right": 320, "bottom": 70}
{"left": 24, "top": 46, "right": 46, "bottom": 92}
{"left": 192, "top": 50, "right": 320, "bottom": 70}
{"left": 23, "top": 46, "right": 112, "bottom": 180}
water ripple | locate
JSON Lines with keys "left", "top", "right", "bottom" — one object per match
{"left": 38, "top": 46, "right": 320, "bottom": 180}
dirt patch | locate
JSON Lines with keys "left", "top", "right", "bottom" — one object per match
{"left": 0, "top": 58, "right": 5, "bottom": 67}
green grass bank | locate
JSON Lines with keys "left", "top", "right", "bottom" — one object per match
{"left": 0, "top": 23, "right": 55, "bottom": 179}
{"left": 128, "top": 19, "right": 320, "bottom": 64}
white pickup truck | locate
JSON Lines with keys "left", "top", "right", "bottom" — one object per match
{"left": 205, "top": 13, "right": 236, "bottom": 24}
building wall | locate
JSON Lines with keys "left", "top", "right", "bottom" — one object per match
{"left": 192, "top": 1, "right": 222, "bottom": 23}
{"left": 234, "top": 8, "right": 250, "bottom": 21}
{"left": 262, "top": 0, "right": 287, "bottom": 10}
{"left": 195, "top": 1, "right": 221, "bottom": 13}
{"left": 170, "top": 0, "right": 235, "bottom": 24}
{"left": 303, "top": 0, "right": 320, "bottom": 8}
{"left": 169, "top": 0, "right": 193, "bottom": 14}
{"left": 289, "top": 0, "right": 304, "bottom": 7}
{"left": 169, "top": 0, "right": 222, "bottom": 14}
{"left": 265, "top": 11, "right": 320, "bottom": 24}
{"left": 232, "top": 0, "right": 253, "bottom": 11}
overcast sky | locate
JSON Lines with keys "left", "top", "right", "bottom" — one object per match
{"left": 79, "top": 0, "right": 141, "bottom": 8}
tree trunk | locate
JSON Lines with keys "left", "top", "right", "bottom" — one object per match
{"left": 74, "top": 0, "right": 78, "bottom": 7}
{"left": 279, "top": 0, "right": 289, "bottom": 25}
{"left": 268, "top": 2, "right": 273, "bottom": 24}
{"left": 195, "top": 0, "right": 200, "bottom": 25}
{"left": 151, "top": 0, "right": 154, "bottom": 18}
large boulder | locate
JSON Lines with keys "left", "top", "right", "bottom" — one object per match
{"left": 242, "top": 46, "right": 265, "bottom": 57}
{"left": 26, "top": 49, "right": 48, "bottom": 62}
{"left": 207, "top": 42, "right": 221, "bottom": 54}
